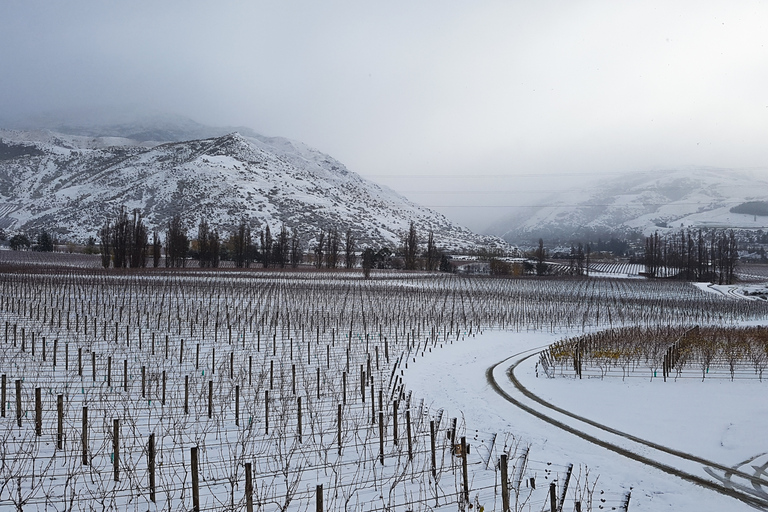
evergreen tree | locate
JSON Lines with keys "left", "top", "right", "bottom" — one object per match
{"left": 35, "top": 231, "right": 54, "bottom": 252}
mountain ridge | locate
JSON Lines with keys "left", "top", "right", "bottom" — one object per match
{"left": 0, "top": 127, "right": 509, "bottom": 253}
{"left": 486, "top": 168, "right": 768, "bottom": 244}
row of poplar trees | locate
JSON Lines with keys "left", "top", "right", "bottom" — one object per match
{"left": 98, "top": 209, "right": 191, "bottom": 269}
{"left": 644, "top": 228, "right": 738, "bottom": 284}
{"left": 97, "top": 210, "right": 445, "bottom": 273}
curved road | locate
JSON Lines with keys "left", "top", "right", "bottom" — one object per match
{"left": 486, "top": 348, "right": 768, "bottom": 510}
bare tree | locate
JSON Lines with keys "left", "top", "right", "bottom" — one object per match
{"left": 314, "top": 231, "right": 325, "bottom": 269}
{"left": 326, "top": 228, "right": 340, "bottom": 269}
{"left": 425, "top": 230, "right": 439, "bottom": 271}
{"left": 99, "top": 221, "right": 112, "bottom": 268}
{"left": 290, "top": 227, "right": 302, "bottom": 268}
{"left": 111, "top": 207, "right": 131, "bottom": 268}
{"left": 274, "top": 225, "right": 289, "bottom": 268}
{"left": 344, "top": 229, "right": 356, "bottom": 269}
{"left": 404, "top": 221, "right": 418, "bottom": 270}
{"left": 129, "top": 210, "right": 148, "bottom": 268}
{"left": 152, "top": 230, "right": 162, "bottom": 267}
{"left": 261, "top": 225, "right": 273, "bottom": 268}
{"left": 535, "top": 238, "right": 547, "bottom": 276}
{"left": 165, "top": 214, "right": 188, "bottom": 268}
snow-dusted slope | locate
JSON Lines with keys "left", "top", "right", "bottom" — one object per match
{"left": 488, "top": 168, "right": 768, "bottom": 243}
{"left": 0, "top": 129, "right": 507, "bottom": 251}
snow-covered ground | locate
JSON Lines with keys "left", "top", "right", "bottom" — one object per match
{"left": 403, "top": 327, "right": 768, "bottom": 511}
{"left": 0, "top": 263, "right": 766, "bottom": 510}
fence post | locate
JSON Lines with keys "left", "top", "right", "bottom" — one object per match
{"left": 297, "top": 397, "right": 302, "bottom": 443}
{"left": 113, "top": 419, "right": 120, "bottom": 481}
{"left": 82, "top": 406, "right": 88, "bottom": 465}
{"left": 1, "top": 374, "right": 6, "bottom": 418}
{"left": 265, "top": 390, "right": 269, "bottom": 434}
{"left": 208, "top": 380, "right": 213, "bottom": 419}
{"left": 461, "top": 436, "right": 469, "bottom": 503}
{"left": 379, "top": 411, "right": 385, "bottom": 465}
{"left": 501, "top": 454, "right": 509, "bottom": 512}
{"left": 430, "top": 420, "right": 437, "bottom": 478}
{"left": 235, "top": 385, "right": 240, "bottom": 426}
{"left": 191, "top": 447, "right": 200, "bottom": 512}
{"left": 34, "top": 388, "right": 41, "bottom": 436}
{"left": 316, "top": 484, "right": 323, "bottom": 512}
{"left": 549, "top": 482, "right": 557, "bottom": 512}
{"left": 245, "top": 462, "right": 254, "bottom": 512}
{"left": 57, "top": 395, "right": 63, "bottom": 449}
{"left": 148, "top": 433, "right": 156, "bottom": 503}
{"left": 393, "top": 399, "right": 398, "bottom": 446}
{"left": 337, "top": 403, "right": 342, "bottom": 455}
{"left": 15, "top": 379, "right": 22, "bottom": 427}
{"left": 406, "top": 409, "right": 413, "bottom": 460}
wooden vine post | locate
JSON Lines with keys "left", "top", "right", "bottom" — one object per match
{"left": 148, "top": 433, "right": 156, "bottom": 503}
{"left": 500, "top": 453, "right": 509, "bottom": 512}
{"left": 245, "top": 462, "right": 254, "bottom": 512}
{"left": 82, "top": 406, "right": 88, "bottom": 465}
{"left": 15, "top": 379, "right": 22, "bottom": 427}
{"left": 57, "top": 394, "right": 63, "bottom": 449}
{"left": 461, "top": 436, "right": 469, "bottom": 503}
{"left": 34, "top": 387, "right": 41, "bottom": 436}
{"left": 113, "top": 419, "right": 120, "bottom": 481}
{"left": 191, "top": 447, "right": 200, "bottom": 512}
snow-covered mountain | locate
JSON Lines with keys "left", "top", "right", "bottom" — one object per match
{"left": 487, "top": 168, "right": 768, "bottom": 244}
{"left": 0, "top": 128, "right": 508, "bottom": 252}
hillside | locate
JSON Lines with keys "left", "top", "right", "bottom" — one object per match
{"left": 487, "top": 168, "right": 768, "bottom": 244}
{"left": 0, "top": 128, "right": 507, "bottom": 252}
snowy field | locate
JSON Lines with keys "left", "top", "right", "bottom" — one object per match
{"left": 403, "top": 327, "right": 768, "bottom": 511}
{"left": 0, "top": 259, "right": 766, "bottom": 511}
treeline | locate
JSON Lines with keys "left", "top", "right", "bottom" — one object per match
{"left": 97, "top": 211, "right": 452, "bottom": 275}
{"left": 643, "top": 228, "right": 738, "bottom": 284}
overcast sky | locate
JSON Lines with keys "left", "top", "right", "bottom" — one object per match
{"left": 1, "top": 1, "right": 767, "bottom": 231}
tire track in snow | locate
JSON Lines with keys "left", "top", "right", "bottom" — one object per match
{"left": 486, "top": 349, "right": 768, "bottom": 510}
